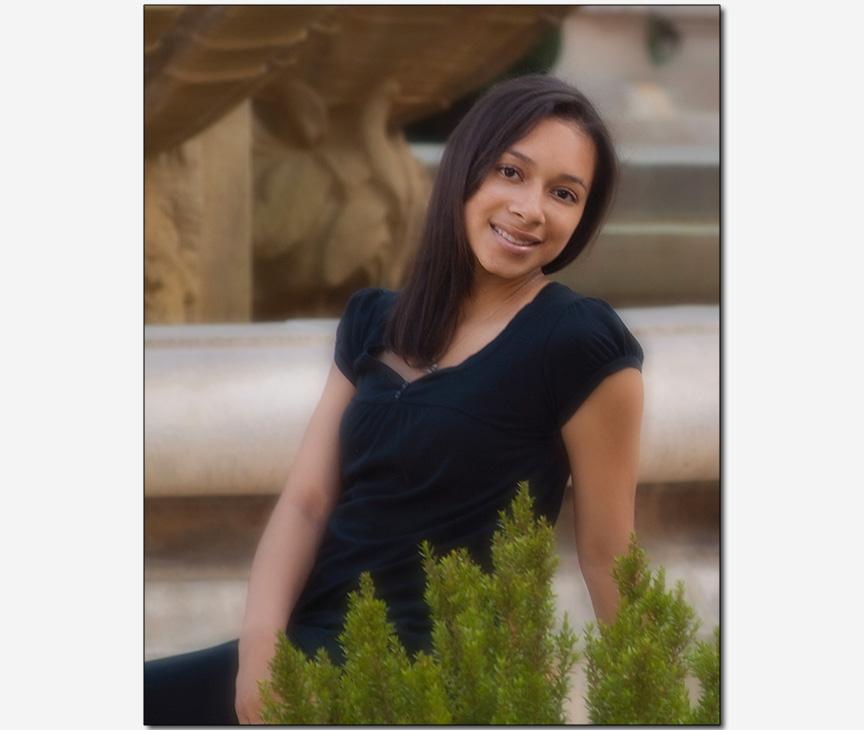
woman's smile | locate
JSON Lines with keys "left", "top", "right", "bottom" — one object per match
{"left": 490, "top": 223, "right": 540, "bottom": 248}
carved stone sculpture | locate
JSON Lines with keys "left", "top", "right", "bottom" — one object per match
{"left": 251, "top": 79, "right": 432, "bottom": 316}
{"left": 144, "top": 147, "right": 203, "bottom": 323}
{"left": 144, "top": 5, "right": 569, "bottom": 322}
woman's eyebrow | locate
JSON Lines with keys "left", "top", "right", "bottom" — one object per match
{"left": 505, "top": 148, "right": 589, "bottom": 191}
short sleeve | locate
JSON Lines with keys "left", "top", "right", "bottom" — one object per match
{"left": 543, "top": 297, "right": 643, "bottom": 426}
{"left": 334, "top": 288, "right": 387, "bottom": 385}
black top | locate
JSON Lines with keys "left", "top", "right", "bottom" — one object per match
{"left": 288, "top": 283, "right": 643, "bottom": 656}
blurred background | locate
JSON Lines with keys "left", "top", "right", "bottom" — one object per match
{"left": 144, "top": 6, "right": 719, "bottom": 720}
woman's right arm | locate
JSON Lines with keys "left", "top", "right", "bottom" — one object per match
{"left": 234, "top": 362, "right": 355, "bottom": 724}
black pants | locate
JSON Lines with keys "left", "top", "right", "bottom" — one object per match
{"left": 144, "top": 640, "right": 240, "bottom": 726}
{"left": 144, "top": 626, "right": 421, "bottom": 724}
{"left": 143, "top": 626, "right": 343, "bottom": 725}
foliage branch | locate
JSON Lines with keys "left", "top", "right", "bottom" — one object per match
{"left": 583, "top": 535, "right": 720, "bottom": 724}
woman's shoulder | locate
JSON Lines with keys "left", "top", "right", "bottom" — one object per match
{"left": 337, "top": 287, "right": 399, "bottom": 343}
{"left": 343, "top": 286, "right": 399, "bottom": 313}
{"left": 340, "top": 287, "right": 399, "bottom": 329}
{"left": 541, "top": 282, "right": 632, "bottom": 332}
{"left": 537, "top": 284, "right": 643, "bottom": 425}
{"left": 539, "top": 282, "right": 643, "bottom": 362}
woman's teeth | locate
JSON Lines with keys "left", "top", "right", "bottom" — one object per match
{"left": 493, "top": 225, "right": 535, "bottom": 247}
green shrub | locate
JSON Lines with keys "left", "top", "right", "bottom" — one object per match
{"left": 582, "top": 535, "right": 720, "bottom": 725}
{"left": 260, "top": 487, "right": 720, "bottom": 725}
{"left": 260, "top": 482, "right": 578, "bottom": 724}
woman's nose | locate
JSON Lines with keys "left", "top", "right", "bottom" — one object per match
{"left": 508, "top": 184, "right": 544, "bottom": 224}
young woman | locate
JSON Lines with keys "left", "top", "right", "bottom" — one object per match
{"left": 144, "top": 74, "right": 644, "bottom": 725}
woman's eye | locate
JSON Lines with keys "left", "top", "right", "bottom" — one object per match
{"left": 554, "top": 188, "right": 577, "bottom": 203}
{"left": 499, "top": 165, "right": 519, "bottom": 179}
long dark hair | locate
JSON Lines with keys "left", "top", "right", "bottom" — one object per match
{"left": 385, "top": 74, "right": 619, "bottom": 369}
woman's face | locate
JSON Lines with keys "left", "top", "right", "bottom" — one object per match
{"left": 464, "top": 116, "right": 597, "bottom": 286}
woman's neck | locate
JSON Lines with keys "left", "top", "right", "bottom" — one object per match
{"left": 461, "top": 271, "right": 547, "bottom": 323}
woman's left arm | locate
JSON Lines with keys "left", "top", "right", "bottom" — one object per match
{"left": 561, "top": 367, "right": 644, "bottom": 625}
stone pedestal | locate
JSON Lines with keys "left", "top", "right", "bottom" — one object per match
{"left": 144, "top": 320, "right": 335, "bottom": 496}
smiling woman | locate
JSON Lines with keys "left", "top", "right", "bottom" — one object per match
{"left": 144, "top": 74, "right": 644, "bottom": 726}
{"left": 465, "top": 118, "right": 597, "bottom": 288}
{"left": 386, "top": 75, "right": 620, "bottom": 373}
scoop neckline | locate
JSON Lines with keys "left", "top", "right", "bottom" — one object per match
{"left": 372, "top": 281, "right": 560, "bottom": 386}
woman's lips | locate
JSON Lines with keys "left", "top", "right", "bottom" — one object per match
{"left": 491, "top": 224, "right": 540, "bottom": 248}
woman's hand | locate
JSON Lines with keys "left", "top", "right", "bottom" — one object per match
{"left": 235, "top": 632, "right": 278, "bottom": 724}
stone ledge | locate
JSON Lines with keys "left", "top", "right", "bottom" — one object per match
{"left": 144, "top": 305, "right": 718, "bottom": 497}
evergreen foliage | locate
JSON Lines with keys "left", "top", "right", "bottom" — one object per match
{"left": 582, "top": 535, "right": 721, "bottom": 725}
{"left": 260, "top": 489, "right": 720, "bottom": 725}
{"left": 259, "top": 482, "right": 578, "bottom": 724}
